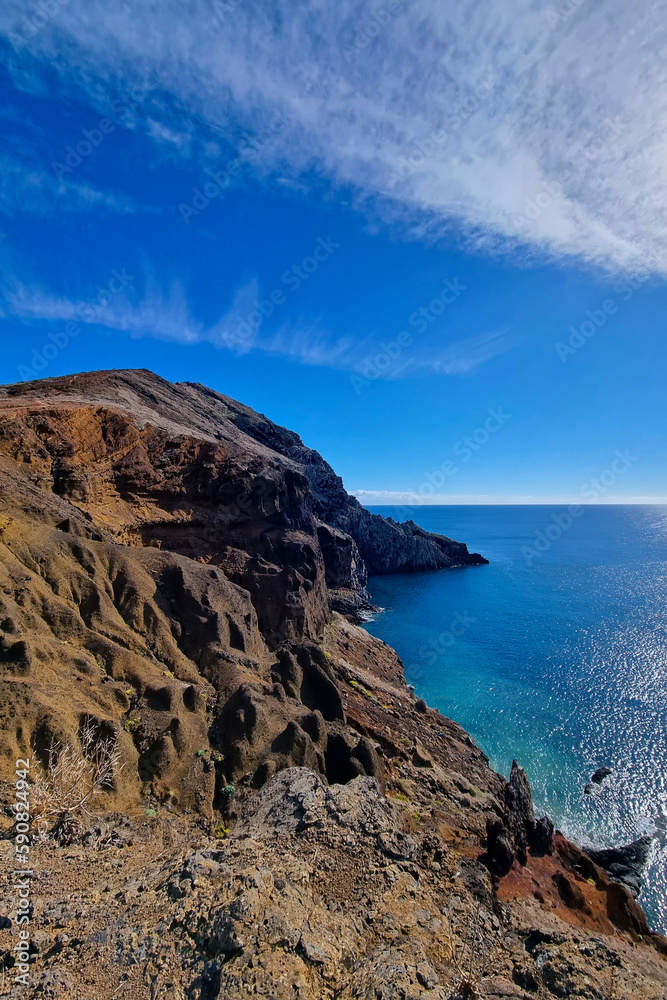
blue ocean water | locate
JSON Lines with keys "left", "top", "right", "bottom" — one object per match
{"left": 364, "top": 504, "right": 667, "bottom": 932}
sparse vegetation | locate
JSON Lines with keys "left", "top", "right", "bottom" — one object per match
{"left": 349, "top": 678, "right": 373, "bottom": 698}
{"left": 32, "top": 723, "right": 122, "bottom": 835}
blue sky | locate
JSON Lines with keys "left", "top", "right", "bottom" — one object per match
{"left": 1, "top": 0, "right": 666, "bottom": 503}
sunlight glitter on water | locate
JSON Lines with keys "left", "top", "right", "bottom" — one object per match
{"left": 364, "top": 505, "right": 667, "bottom": 931}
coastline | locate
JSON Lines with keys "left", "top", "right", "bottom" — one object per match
{"left": 0, "top": 370, "right": 665, "bottom": 997}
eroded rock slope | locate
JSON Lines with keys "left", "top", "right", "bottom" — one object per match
{"left": 0, "top": 369, "right": 665, "bottom": 999}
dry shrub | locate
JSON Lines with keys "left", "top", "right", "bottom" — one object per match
{"left": 32, "top": 722, "right": 122, "bottom": 838}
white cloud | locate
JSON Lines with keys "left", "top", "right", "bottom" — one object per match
{"left": 2, "top": 270, "right": 516, "bottom": 377}
{"left": 395, "top": 328, "right": 518, "bottom": 377}
{"left": 3, "top": 0, "right": 667, "bottom": 272}
{"left": 0, "top": 155, "right": 134, "bottom": 216}
{"left": 3, "top": 277, "right": 206, "bottom": 344}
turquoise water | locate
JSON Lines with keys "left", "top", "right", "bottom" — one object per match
{"left": 364, "top": 504, "right": 667, "bottom": 932}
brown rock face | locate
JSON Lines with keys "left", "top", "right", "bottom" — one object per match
{"left": 0, "top": 400, "right": 329, "bottom": 645}
{"left": 0, "top": 369, "right": 665, "bottom": 997}
{"left": 0, "top": 369, "right": 487, "bottom": 816}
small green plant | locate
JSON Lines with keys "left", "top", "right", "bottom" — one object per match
{"left": 392, "top": 792, "right": 409, "bottom": 802}
{"left": 215, "top": 824, "right": 229, "bottom": 839}
{"left": 219, "top": 784, "right": 235, "bottom": 799}
{"left": 196, "top": 749, "right": 206, "bottom": 757}
{"left": 125, "top": 688, "right": 134, "bottom": 698}
{"left": 349, "top": 679, "right": 373, "bottom": 698}
{"left": 162, "top": 670, "right": 174, "bottom": 678}
{"left": 144, "top": 807, "right": 157, "bottom": 817}
{"left": 124, "top": 717, "right": 141, "bottom": 733}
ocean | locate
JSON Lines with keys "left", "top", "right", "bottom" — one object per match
{"left": 363, "top": 504, "right": 667, "bottom": 932}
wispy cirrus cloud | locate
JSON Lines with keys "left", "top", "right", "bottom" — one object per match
{"left": 260, "top": 321, "right": 517, "bottom": 376}
{"left": 1, "top": 272, "right": 515, "bottom": 377}
{"left": 0, "top": 155, "right": 134, "bottom": 216}
{"left": 3, "top": 0, "right": 667, "bottom": 272}
{"left": 3, "top": 276, "right": 207, "bottom": 344}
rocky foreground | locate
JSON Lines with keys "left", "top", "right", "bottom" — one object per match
{"left": 0, "top": 369, "right": 665, "bottom": 999}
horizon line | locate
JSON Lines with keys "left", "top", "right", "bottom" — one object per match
{"left": 355, "top": 496, "right": 667, "bottom": 506}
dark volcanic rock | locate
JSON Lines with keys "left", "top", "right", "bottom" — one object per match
{"left": 213, "top": 380, "right": 488, "bottom": 575}
{"left": 1, "top": 371, "right": 667, "bottom": 997}
{"left": 0, "top": 370, "right": 486, "bottom": 615}
{"left": 591, "top": 766, "right": 613, "bottom": 784}
{"left": 587, "top": 836, "right": 653, "bottom": 898}
{"left": 0, "top": 369, "right": 488, "bottom": 813}
{"left": 485, "top": 760, "right": 554, "bottom": 875}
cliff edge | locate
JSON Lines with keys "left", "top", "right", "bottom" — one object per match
{"left": 0, "top": 369, "right": 664, "bottom": 999}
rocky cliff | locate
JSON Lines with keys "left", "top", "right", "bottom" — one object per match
{"left": 0, "top": 368, "right": 487, "bottom": 813}
{"left": 0, "top": 369, "right": 665, "bottom": 1000}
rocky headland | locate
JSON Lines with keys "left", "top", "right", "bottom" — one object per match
{"left": 0, "top": 369, "right": 665, "bottom": 999}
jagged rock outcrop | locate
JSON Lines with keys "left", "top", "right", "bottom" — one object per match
{"left": 3, "top": 767, "right": 667, "bottom": 999}
{"left": 1, "top": 369, "right": 666, "bottom": 998}
{"left": 0, "top": 369, "right": 487, "bottom": 810}
{"left": 0, "top": 369, "right": 486, "bottom": 607}
{"left": 485, "top": 760, "right": 555, "bottom": 876}
{"left": 216, "top": 385, "right": 487, "bottom": 575}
